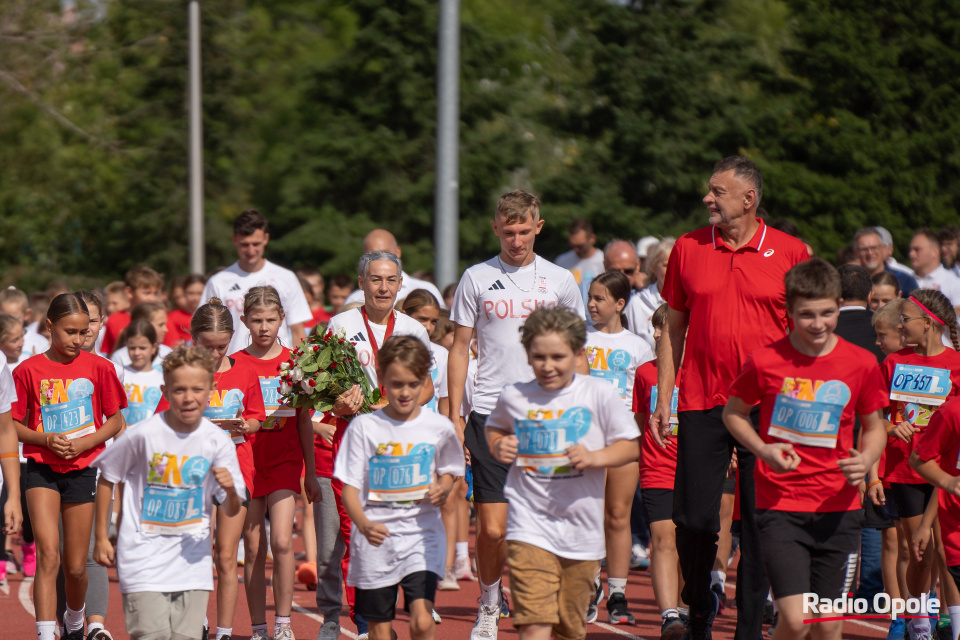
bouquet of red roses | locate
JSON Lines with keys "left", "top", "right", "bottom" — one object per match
{"left": 277, "top": 329, "right": 380, "bottom": 414}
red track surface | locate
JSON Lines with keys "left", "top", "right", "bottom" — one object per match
{"left": 0, "top": 527, "right": 891, "bottom": 640}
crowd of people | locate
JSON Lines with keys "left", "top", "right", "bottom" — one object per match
{"left": 3, "top": 157, "right": 960, "bottom": 640}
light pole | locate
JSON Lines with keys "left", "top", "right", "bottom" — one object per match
{"left": 188, "top": 0, "right": 205, "bottom": 275}
{"left": 434, "top": 0, "right": 460, "bottom": 289}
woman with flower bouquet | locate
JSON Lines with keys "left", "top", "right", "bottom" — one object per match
{"left": 283, "top": 251, "right": 433, "bottom": 640}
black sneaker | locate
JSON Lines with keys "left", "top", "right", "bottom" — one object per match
{"left": 586, "top": 578, "right": 603, "bottom": 623}
{"left": 763, "top": 599, "right": 776, "bottom": 625}
{"left": 201, "top": 627, "right": 208, "bottom": 640}
{"left": 217, "top": 636, "right": 231, "bottom": 640}
{"left": 682, "top": 588, "right": 718, "bottom": 640}
{"left": 766, "top": 612, "right": 778, "bottom": 637}
{"left": 63, "top": 631, "right": 84, "bottom": 640}
{"left": 606, "top": 592, "right": 635, "bottom": 625}
{"left": 711, "top": 583, "right": 726, "bottom": 615}
{"left": 499, "top": 586, "right": 511, "bottom": 618}
{"left": 86, "top": 630, "right": 114, "bottom": 640}
{"left": 661, "top": 616, "right": 685, "bottom": 640}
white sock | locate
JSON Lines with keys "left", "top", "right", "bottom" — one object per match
{"left": 216, "top": 627, "right": 233, "bottom": 639}
{"left": 480, "top": 579, "right": 501, "bottom": 608}
{"left": 64, "top": 606, "right": 85, "bottom": 633}
{"left": 203, "top": 615, "right": 208, "bottom": 627}
{"left": 456, "top": 542, "right": 468, "bottom": 560}
{"left": 608, "top": 578, "right": 627, "bottom": 596}
{"left": 87, "top": 622, "right": 104, "bottom": 633}
{"left": 711, "top": 570, "right": 726, "bottom": 587}
{"left": 948, "top": 605, "right": 960, "bottom": 640}
{"left": 661, "top": 608, "right": 679, "bottom": 621}
{"left": 36, "top": 621, "right": 56, "bottom": 640}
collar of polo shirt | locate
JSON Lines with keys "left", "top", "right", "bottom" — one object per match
{"left": 712, "top": 218, "right": 767, "bottom": 252}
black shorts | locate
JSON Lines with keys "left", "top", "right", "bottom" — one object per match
{"left": 888, "top": 483, "right": 933, "bottom": 519}
{"left": 878, "top": 494, "right": 900, "bottom": 522}
{"left": 643, "top": 488, "right": 674, "bottom": 523}
{"left": 758, "top": 509, "right": 863, "bottom": 600}
{"left": 863, "top": 499, "right": 895, "bottom": 530}
{"left": 948, "top": 565, "right": 960, "bottom": 595}
{"left": 23, "top": 459, "right": 98, "bottom": 503}
{"left": 722, "top": 474, "right": 735, "bottom": 495}
{"left": 463, "top": 412, "right": 509, "bottom": 504}
{"left": 354, "top": 571, "right": 438, "bottom": 623}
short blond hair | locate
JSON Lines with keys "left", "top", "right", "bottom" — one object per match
{"left": 495, "top": 189, "right": 541, "bottom": 224}
{"left": 162, "top": 345, "right": 216, "bottom": 383}
{"left": 872, "top": 298, "right": 904, "bottom": 328}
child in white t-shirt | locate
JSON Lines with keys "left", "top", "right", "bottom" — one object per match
{"left": 120, "top": 319, "right": 168, "bottom": 427}
{"left": 486, "top": 307, "right": 640, "bottom": 640}
{"left": 334, "top": 336, "right": 464, "bottom": 640}
{"left": 92, "top": 346, "right": 245, "bottom": 640}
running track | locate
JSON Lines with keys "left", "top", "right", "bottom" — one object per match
{"left": 0, "top": 527, "right": 889, "bottom": 639}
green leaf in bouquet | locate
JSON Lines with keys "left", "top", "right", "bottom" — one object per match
{"left": 301, "top": 361, "right": 319, "bottom": 373}
{"left": 315, "top": 371, "right": 331, "bottom": 385}
{"left": 314, "top": 399, "right": 335, "bottom": 412}
{"left": 316, "top": 349, "right": 332, "bottom": 371}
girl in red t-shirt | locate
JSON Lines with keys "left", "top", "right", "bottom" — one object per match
{"left": 876, "top": 290, "right": 960, "bottom": 639}
{"left": 632, "top": 303, "right": 686, "bottom": 638}
{"left": 233, "top": 286, "right": 319, "bottom": 640}
{"left": 191, "top": 298, "right": 266, "bottom": 640}
{"left": 13, "top": 293, "right": 126, "bottom": 640}
{"left": 166, "top": 274, "right": 205, "bottom": 347}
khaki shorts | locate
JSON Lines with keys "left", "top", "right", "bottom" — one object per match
{"left": 506, "top": 540, "right": 600, "bottom": 640}
{"left": 122, "top": 590, "right": 210, "bottom": 640}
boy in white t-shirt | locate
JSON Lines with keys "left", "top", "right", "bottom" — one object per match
{"left": 446, "top": 190, "right": 584, "bottom": 638}
{"left": 486, "top": 307, "right": 639, "bottom": 640}
{"left": 92, "top": 346, "right": 245, "bottom": 640}
{"left": 335, "top": 336, "right": 464, "bottom": 640}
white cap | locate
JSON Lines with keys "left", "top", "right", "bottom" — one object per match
{"left": 636, "top": 236, "right": 660, "bottom": 259}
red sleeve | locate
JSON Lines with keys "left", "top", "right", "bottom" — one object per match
{"left": 632, "top": 367, "right": 645, "bottom": 414}
{"left": 915, "top": 408, "right": 951, "bottom": 462}
{"left": 154, "top": 396, "right": 170, "bottom": 414}
{"left": 729, "top": 355, "right": 762, "bottom": 406}
{"left": 102, "top": 313, "right": 129, "bottom": 355}
{"left": 12, "top": 363, "right": 30, "bottom": 424}
{"left": 163, "top": 316, "right": 181, "bottom": 348}
{"left": 660, "top": 239, "right": 686, "bottom": 312}
{"left": 98, "top": 360, "right": 127, "bottom": 416}
{"left": 880, "top": 356, "right": 896, "bottom": 412}
{"left": 856, "top": 362, "right": 888, "bottom": 416}
{"left": 243, "top": 371, "right": 267, "bottom": 422}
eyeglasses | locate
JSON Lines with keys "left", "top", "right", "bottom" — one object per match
{"left": 899, "top": 315, "right": 926, "bottom": 323}
{"left": 857, "top": 245, "right": 883, "bottom": 254}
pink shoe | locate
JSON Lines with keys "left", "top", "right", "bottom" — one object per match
{"left": 0, "top": 558, "right": 6, "bottom": 585}
{"left": 22, "top": 541, "right": 36, "bottom": 577}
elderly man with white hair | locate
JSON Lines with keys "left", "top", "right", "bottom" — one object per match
{"left": 344, "top": 229, "right": 446, "bottom": 309}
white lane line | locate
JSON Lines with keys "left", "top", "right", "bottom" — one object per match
{"left": 19, "top": 578, "right": 34, "bottom": 617}
{"left": 291, "top": 604, "right": 359, "bottom": 640}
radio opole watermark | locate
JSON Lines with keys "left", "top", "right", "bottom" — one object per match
{"left": 803, "top": 593, "right": 939, "bottom": 621}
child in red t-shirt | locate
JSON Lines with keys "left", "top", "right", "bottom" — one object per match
{"left": 190, "top": 297, "right": 266, "bottom": 640}
{"left": 102, "top": 266, "right": 164, "bottom": 356}
{"left": 232, "top": 285, "right": 320, "bottom": 640}
{"left": 911, "top": 395, "right": 960, "bottom": 639}
{"left": 871, "top": 290, "right": 960, "bottom": 640}
{"left": 632, "top": 302, "right": 685, "bottom": 638}
{"left": 724, "top": 258, "right": 888, "bottom": 640}
{"left": 166, "top": 274, "right": 206, "bottom": 347}
{"left": 13, "top": 293, "right": 126, "bottom": 640}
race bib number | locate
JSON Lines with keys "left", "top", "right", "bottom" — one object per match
{"left": 40, "top": 377, "right": 96, "bottom": 440}
{"left": 650, "top": 386, "right": 679, "bottom": 432}
{"left": 259, "top": 378, "right": 295, "bottom": 425}
{"left": 368, "top": 443, "right": 435, "bottom": 502}
{"left": 769, "top": 394, "right": 844, "bottom": 449}
{"left": 515, "top": 407, "right": 591, "bottom": 468}
{"left": 890, "top": 364, "right": 952, "bottom": 406}
{"left": 141, "top": 455, "right": 211, "bottom": 535}
{"left": 204, "top": 389, "right": 245, "bottom": 444}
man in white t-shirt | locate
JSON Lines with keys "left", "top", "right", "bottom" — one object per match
{"left": 201, "top": 209, "right": 312, "bottom": 354}
{"left": 555, "top": 218, "right": 606, "bottom": 305}
{"left": 343, "top": 229, "right": 446, "bottom": 309}
{"left": 909, "top": 228, "right": 960, "bottom": 309}
{"left": 447, "top": 190, "right": 585, "bottom": 639}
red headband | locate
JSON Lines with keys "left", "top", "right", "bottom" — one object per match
{"left": 909, "top": 296, "right": 946, "bottom": 326}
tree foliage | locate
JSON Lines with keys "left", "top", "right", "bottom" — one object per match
{"left": 0, "top": 0, "right": 956, "bottom": 289}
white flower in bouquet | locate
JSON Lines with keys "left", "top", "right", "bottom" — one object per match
{"left": 291, "top": 367, "right": 303, "bottom": 383}
{"left": 280, "top": 362, "right": 290, "bottom": 371}
{"left": 300, "top": 379, "right": 314, "bottom": 394}
{"left": 279, "top": 380, "right": 292, "bottom": 395}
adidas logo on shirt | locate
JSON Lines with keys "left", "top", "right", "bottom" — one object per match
{"left": 351, "top": 332, "right": 367, "bottom": 342}
{"left": 488, "top": 280, "right": 506, "bottom": 291}
{"left": 229, "top": 283, "right": 242, "bottom": 292}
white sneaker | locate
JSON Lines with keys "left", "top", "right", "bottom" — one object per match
{"left": 629, "top": 543, "right": 649, "bottom": 569}
{"left": 431, "top": 609, "right": 442, "bottom": 624}
{"left": 470, "top": 602, "right": 500, "bottom": 640}
{"left": 316, "top": 621, "right": 340, "bottom": 640}
{"left": 438, "top": 567, "right": 460, "bottom": 591}
{"left": 251, "top": 631, "right": 270, "bottom": 640}
{"left": 274, "top": 627, "right": 294, "bottom": 640}
{"left": 455, "top": 556, "right": 477, "bottom": 581}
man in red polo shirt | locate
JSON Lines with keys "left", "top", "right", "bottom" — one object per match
{"left": 651, "top": 156, "right": 808, "bottom": 640}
